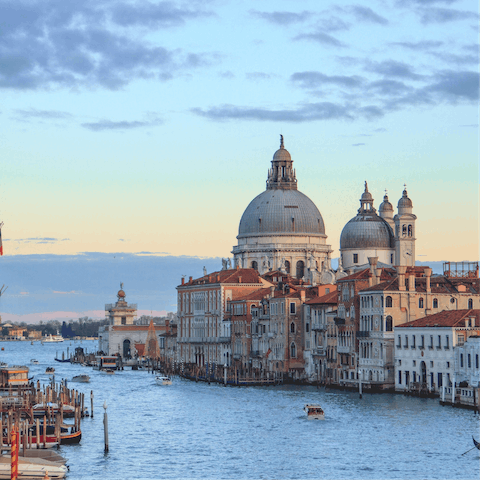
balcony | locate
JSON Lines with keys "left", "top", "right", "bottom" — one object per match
{"left": 312, "top": 324, "right": 327, "bottom": 331}
{"left": 217, "top": 336, "right": 231, "bottom": 343}
{"left": 357, "top": 331, "right": 370, "bottom": 338}
{"left": 233, "top": 354, "right": 242, "bottom": 360}
{"left": 334, "top": 317, "right": 345, "bottom": 325}
{"left": 337, "top": 345, "right": 352, "bottom": 354}
{"left": 250, "top": 350, "right": 261, "bottom": 358}
{"left": 313, "top": 347, "right": 326, "bottom": 356}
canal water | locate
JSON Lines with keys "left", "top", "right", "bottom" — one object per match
{"left": 1, "top": 340, "right": 479, "bottom": 479}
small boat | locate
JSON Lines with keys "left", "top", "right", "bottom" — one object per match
{"left": 33, "top": 402, "right": 75, "bottom": 418}
{"left": 304, "top": 404, "right": 325, "bottom": 420}
{"left": 26, "top": 423, "right": 81, "bottom": 446}
{"left": 0, "top": 456, "right": 68, "bottom": 478}
{"left": 46, "top": 366, "right": 55, "bottom": 373}
{"left": 54, "top": 357, "right": 71, "bottom": 363}
{"left": 101, "top": 368, "right": 115, "bottom": 375}
{"left": 43, "top": 334, "right": 64, "bottom": 343}
{"left": 72, "top": 374, "right": 90, "bottom": 383}
{"left": 30, "top": 359, "right": 39, "bottom": 364}
{"left": 155, "top": 375, "right": 172, "bottom": 386}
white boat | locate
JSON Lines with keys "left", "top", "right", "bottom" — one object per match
{"left": 100, "top": 368, "right": 115, "bottom": 375}
{"left": 0, "top": 456, "right": 67, "bottom": 478}
{"left": 43, "top": 334, "right": 64, "bottom": 343}
{"left": 72, "top": 374, "right": 90, "bottom": 383}
{"left": 304, "top": 404, "right": 325, "bottom": 420}
{"left": 33, "top": 402, "right": 75, "bottom": 418}
{"left": 155, "top": 375, "right": 172, "bottom": 385}
{"left": 30, "top": 359, "right": 39, "bottom": 364}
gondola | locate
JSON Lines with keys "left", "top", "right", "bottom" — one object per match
{"left": 473, "top": 436, "right": 480, "bottom": 450}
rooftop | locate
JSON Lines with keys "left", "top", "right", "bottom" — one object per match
{"left": 396, "top": 309, "right": 480, "bottom": 328}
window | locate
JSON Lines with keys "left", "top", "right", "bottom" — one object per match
{"left": 285, "top": 260, "right": 290, "bottom": 274}
{"left": 476, "top": 355, "right": 479, "bottom": 369}
{"left": 430, "top": 361, "right": 434, "bottom": 367}
{"left": 281, "top": 302, "right": 285, "bottom": 314}
{"left": 121, "top": 316, "right": 126, "bottom": 325}
{"left": 408, "top": 224, "right": 413, "bottom": 237}
{"left": 437, "top": 335, "right": 441, "bottom": 349}
{"left": 446, "top": 362, "right": 450, "bottom": 368}
{"left": 306, "top": 323, "right": 310, "bottom": 333}
{"left": 290, "top": 342, "right": 296, "bottom": 358}
{"left": 386, "top": 316, "right": 393, "bottom": 331}
{"left": 404, "top": 335, "right": 409, "bottom": 348}
{"left": 353, "top": 253, "right": 358, "bottom": 263}
{"left": 460, "top": 354, "right": 464, "bottom": 368}
{"left": 420, "top": 335, "right": 425, "bottom": 348}
{"left": 290, "top": 303, "right": 296, "bottom": 314}
{"left": 386, "top": 296, "right": 393, "bottom": 308}
{"left": 296, "top": 261, "right": 305, "bottom": 279}
{"left": 458, "top": 334, "right": 465, "bottom": 345}
{"left": 445, "top": 336, "right": 449, "bottom": 349}
{"left": 290, "top": 322, "right": 295, "bottom": 333}
{"left": 397, "top": 335, "right": 401, "bottom": 348}
{"left": 251, "top": 261, "right": 258, "bottom": 271}
{"left": 433, "top": 298, "right": 438, "bottom": 308}
{"left": 398, "top": 370, "right": 402, "bottom": 384}
{"left": 391, "top": 254, "right": 394, "bottom": 264}
{"left": 419, "top": 298, "right": 424, "bottom": 308}
{"left": 468, "top": 298, "right": 473, "bottom": 309}
{"left": 468, "top": 354, "right": 471, "bottom": 368}
{"left": 412, "top": 335, "right": 416, "bottom": 349}
{"left": 429, "top": 335, "right": 434, "bottom": 349}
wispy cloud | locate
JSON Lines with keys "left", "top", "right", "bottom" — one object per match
{"left": 291, "top": 71, "right": 365, "bottom": 89}
{"left": 246, "top": 72, "right": 275, "bottom": 81}
{"left": 347, "top": 6, "right": 388, "bottom": 25}
{"left": 294, "top": 31, "right": 347, "bottom": 48}
{"left": 365, "top": 60, "right": 424, "bottom": 80}
{"left": 13, "top": 109, "right": 73, "bottom": 120}
{"left": 390, "top": 40, "right": 444, "bottom": 50}
{"left": 52, "top": 290, "right": 79, "bottom": 295}
{"left": 81, "top": 117, "right": 163, "bottom": 131}
{"left": 419, "top": 8, "right": 479, "bottom": 24}
{"left": 352, "top": 143, "right": 366, "bottom": 146}
{"left": 250, "top": 10, "right": 312, "bottom": 26}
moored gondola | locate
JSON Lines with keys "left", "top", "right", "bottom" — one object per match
{"left": 473, "top": 436, "right": 480, "bottom": 450}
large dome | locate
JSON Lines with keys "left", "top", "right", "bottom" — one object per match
{"left": 238, "top": 189, "right": 325, "bottom": 237}
{"left": 340, "top": 214, "right": 394, "bottom": 249}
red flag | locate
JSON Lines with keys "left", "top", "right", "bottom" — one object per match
{"left": 265, "top": 348, "right": 272, "bottom": 358}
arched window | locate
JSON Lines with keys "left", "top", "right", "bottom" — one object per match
{"left": 251, "top": 261, "right": 258, "bottom": 271}
{"left": 290, "top": 322, "right": 295, "bottom": 333}
{"left": 402, "top": 224, "right": 407, "bottom": 236}
{"left": 386, "top": 316, "right": 393, "bottom": 332}
{"left": 468, "top": 298, "right": 473, "bottom": 309}
{"left": 386, "top": 296, "right": 392, "bottom": 308}
{"left": 285, "top": 260, "right": 290, "bottom": 274}
{"left": 381, "top": 296, "right": 384, "bottom": 308}
{"left": 296, "top": 260, "right": 305, "bottom": 279}
{"left": 408, "top": 225, "right": 413, "bottom": 237}
{"left": 433, "top": 298, "right": 438, "bottom": 308}
{"left": 419, "top": 298, "right": 424, "bottom": 308}
{"left": 290, "top": 342, "right": 296, "bottom": 358}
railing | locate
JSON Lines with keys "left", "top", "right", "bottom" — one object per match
{"left": 312, "top": 324, "right": 327, "bottom": 331}
{"left": 105, "top": 303, "right": 137, "bottom": 310}
{"left": 337, "top": 345, "right": 352, "bottom": 354}
{"left": 217, "top": 336, "right": 231, "bottom": 343}
{"left": 313, "top": 347, "right": 326, "bottom": 356}
{"left": 357, "top": 331, "right": 370, "bottom": 338}
{"left": 250, "top": 350, "right": 261, "bottom": 358}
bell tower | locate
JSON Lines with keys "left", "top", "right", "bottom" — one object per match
{"left": 394, "top": 186, "right": 416, "bottom": 267}
{"left": 266, "top": 135, "right": 297, "bottom": 190}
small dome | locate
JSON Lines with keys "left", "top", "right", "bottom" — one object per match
{"left": 238, "top": 189, "right": 325, "bottom": 237}
{"left": 340, "top": 215, "right": 394, "bottom": 249}
{"left": 273, "top": 147, "right": 292, "bottom": 161}
{"left": 398, "top": 188, "right": 413, "bottom": 208}
{"left": 379, "top": 193, "right": 393, "bottom": 212}
{"left": 361, "top": 182, "right": 373, "bottom": 201}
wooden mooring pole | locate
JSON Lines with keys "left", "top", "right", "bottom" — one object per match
{"left": 90, "top": 390, "right": 94, "bottom": 418}
{"left": 103, "top": 402, "right": 109, "bottom": 453}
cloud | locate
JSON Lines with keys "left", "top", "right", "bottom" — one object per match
{"left": 429, "top": 52, "right": 478, "bottom": 66}
{"left": 347, "top": 6, "right": 388, "bottom": 25}
{"left": 294, "top": 31, "right": 347, "bottom": 48}
{"left": 291, "top": 71, "right": 365, "bottom": 89}
{"left": 352, "top": 143, "right": 366, "bottom": 146}
{"left": 192, "top": 102, "right": 383, "bottom": 123}
{"left": 246, "top": 72, "right": 274, "bottom": 81}
{"left": 219, "top": 71, "right": 235, "bottom": 79}
{"left": 0, "top": 0, "right": 214, "bottom": 91}
{"left": 52, "top": 291, "right": 79, "bottom": 295}
{"left": 13, "top": 109, "right": 73, "bottom": 120}
{"left": 396, "top": 0, "right": 459, "bottom": 5}
{"left": 366, "top": 79, "right": 414, "bottom": 96}
{"left": 425, "top": 70, "right": 479, "bottom": 101}
{"left": 81, "top": 118, "right": 163, "bottom": 131}
{"left": 419, "top": 8, "right": 479, "bottom": 24}
{"left": 365, "top": 60, "right": 424, "bottom": 80}
{"left": 316, "top": 16, "right": 351, "bottom": 33}
{"left": 250, "top": 10, "right": 312, "bottom": 25}
{"left": 390, "top": 40, "right": 444, "bottom": 50}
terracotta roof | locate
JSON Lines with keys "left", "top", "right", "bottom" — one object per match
{"left": 232, "top": 288, "right": 272, "bottom": 302}
{"left": 396, "top": 309, "right": 480, "bottom": 328}
{"left": 305, "top": 290, "right": 338, "bottom": 305}
{"left": 361, "top": 276, "right": 480, "bottom": 294}
{"left": 179, "top": 268, "right": 265, "bottom": 287}
{"left": 337, "top": 267, "right": 396, "bottom": 283}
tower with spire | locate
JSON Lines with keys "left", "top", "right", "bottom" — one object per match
{"left": 394, "top": 186, "right": 417, "bottom": 267}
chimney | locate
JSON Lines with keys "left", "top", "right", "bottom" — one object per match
{"left": 181, "top": 277, "right": 185, "bottom": 285}
{"left": 375, "top": 268, "right": 382, "bottom": 285}
{"left": 397, "top": 266, "right": 407, "bottom": 291}
{"left": 270, "top": 286, "right": 275, "bottom": 297}
{"left": 238, "top": 276, "right": 242, "bottom": 283}
{"left": 368, "top": 257, "right": 378, "bottom": 285}
{"left": 408, "top": 273, "right": 415, "bottom": 292}
{"left": 300, "top": 290, "right": 305, "bottom": 302}
{"left": 425, "top": 268, "right": 432, "bottom": 293}
{"left": 368, "top": 271, "right": 373, "bottom": 287}
{"left": 208, "top": 275, "right": 212, "bottom": 283}
{"left": 236, "top": 263, "right": 240, "bottom": 270}
{"left": 216, "top": 274, "right": 220, "bottom": 282}
{"left": 189, "top": 276, "right": 193, "bottom": 283}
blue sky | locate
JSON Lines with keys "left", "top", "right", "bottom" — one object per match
{"left": 0, "top": 0, "right": 478, "bottom": 320}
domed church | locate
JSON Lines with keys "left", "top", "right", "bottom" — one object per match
{"left": 232, "top": 136, "right": 333, "bottom": 280}
{"left": 340, "top": 183, "right": 416, "bottom": 270}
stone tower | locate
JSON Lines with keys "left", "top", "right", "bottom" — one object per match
{"left": 394, "top": 186, "right": 416, "bottom": 267}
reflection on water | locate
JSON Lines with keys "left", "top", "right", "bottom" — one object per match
{"left": 2, "top": 340, "right": 479, "bottom": 479}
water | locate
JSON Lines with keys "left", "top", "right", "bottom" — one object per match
{"left": 2, "top": 340, "right": 479, "bottom": 479}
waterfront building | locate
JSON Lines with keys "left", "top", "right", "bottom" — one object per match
{"left": 340, "top": 184, "right": 416, "bottom": 270}
{"left": 232, "top": 136, "right": 335, "bottom": 283}
{"left": 98, "top": 285, "right": 170, "bottom": 358}
{"left": 452, "top": 333, "right": 480, "bottom": 408}
{"left": 303, "top": 288, "right": 338, "bottom": 383}
{"left": 394, "top": 309, "right": 480, "bottom": 398}
{"left": 176, "top": 267, "right": 270, "bottom": 372}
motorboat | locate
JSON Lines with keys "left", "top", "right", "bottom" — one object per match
{"left": 43, "top": 334, "right": 64, "bottom": 343}
{"left": 30, "top": 359, "right": 39, "bottom": 364}
{"left": 0, "top": 456, "right": 68, "bottom": 478}
{"left": 72, "top": 374, "right": 90, "bottom": 383}
{"left": 33, "top": 402, "right": 75, "bottom": 418}
{"left": 304, "top": 404, "right": 325, "bottom": 420}
{"left": 100, "top": 368, "right": 115, "bottom": 375}
{"left": 46, "top": 367, "right": 55, "bottom": 374}
{"left": 155, "top": 375, "right": 172, "bottom": 385}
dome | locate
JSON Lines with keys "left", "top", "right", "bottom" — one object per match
{"left": 379, "top": 193, "right": 393, "bottom": 212}
{"left": 273, "top": 147, "right": 291, "bottom": 161}
{"left": 238, "top": 189, "right": 325, "bottom": 237}
{"left": 398, "top": 188, "right": 413, "bottom": 208}
{"left": 340, "top": 214, "right": 394, "bottom": 249}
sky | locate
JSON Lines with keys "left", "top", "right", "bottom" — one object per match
{"left": 0, "top": 0, "right": 478, "bottom": 321}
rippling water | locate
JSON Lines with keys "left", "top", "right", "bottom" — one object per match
{"left": 2, "top": 340, "right": 479, "bottom": 479}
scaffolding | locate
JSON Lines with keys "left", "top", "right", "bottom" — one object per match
{"left": 443, "top": 261, "right": 479, "bottom": 278}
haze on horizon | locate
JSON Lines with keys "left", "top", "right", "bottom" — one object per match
{"left": 0, "top": 0, "right": 478, "bottom": 321}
